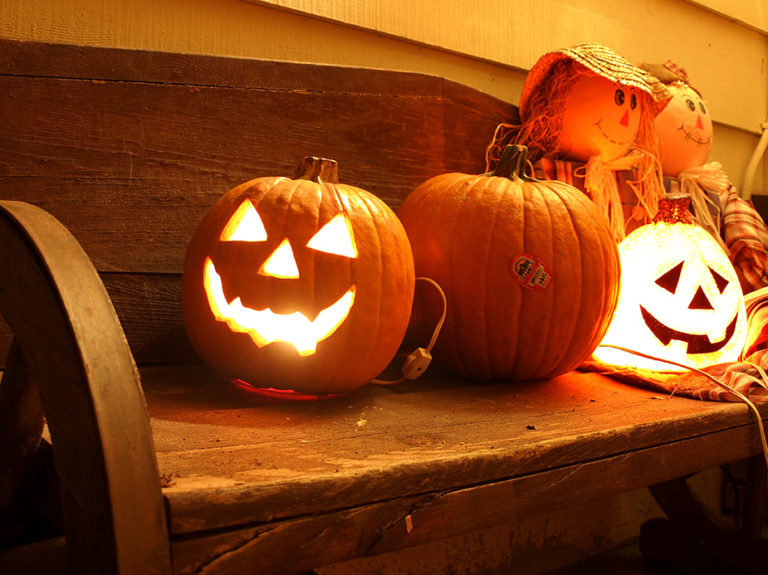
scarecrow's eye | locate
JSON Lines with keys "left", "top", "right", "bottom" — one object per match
{"left": 307, "top": 212, "right": 358, "bottom": 258}
{"left": 630, "top": 93, "right": 637, "bottom": 110}
{"left": 614, "top": 89, "right": 625, "bottom": 106}
{"left": 220, "top": 200, "right": 267, "bottom": 242}
{"left": 699, "top": 101, "right": 708, "bottom": 115}
{"left": 685, "top": 98, "right": 696, "bottom": 112}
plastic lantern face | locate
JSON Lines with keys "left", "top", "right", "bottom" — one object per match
{"left": 595, "top": 201, "right": 747, "bottom": 371}
{"left": 559, "top": 74, "right": 643, "bottom": 162}
{"left": 182, "top": 157, "right": 415, "bottom": 395}
{"left": 654, "top": 83, "right": 713, "bottom": 176}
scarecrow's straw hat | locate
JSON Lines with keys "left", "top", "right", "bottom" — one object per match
{"left": 519, "top": 43, "right": 671, "bottom": 121}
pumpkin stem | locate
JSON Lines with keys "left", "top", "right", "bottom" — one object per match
{"left": 295, "top": 156, "right": 340, "bottom": 184}
{"left": 488, "top": 145, "right": 536, "bottom": 181}
{"left": 654, "top": 194, "right": 694, "bottom": 224}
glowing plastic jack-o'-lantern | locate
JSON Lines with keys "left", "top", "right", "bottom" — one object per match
{"left": 182, "top": 156, "right": 415, "bottom": 395}
{"left": 595, "top": 196, "right": 747, "bottom": 371}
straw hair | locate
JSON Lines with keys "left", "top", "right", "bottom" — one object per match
{"left": 484, "top": 44, "right": 670, "bottom": 241}
{"left": 520, "top": 44, "right": 670, "bottom": 121}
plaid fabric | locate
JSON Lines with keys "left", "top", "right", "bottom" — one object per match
{"left": 722, "top": 188, "right": 768, "bottom": 292}
{"left": 582, "top": 350, "right": 768, "bottom": 402}
{"left": 534, "top": 157, "right": 653, "bottom": 238}
{"left": 662, "top": 60, "right": 690, "bottom": 84}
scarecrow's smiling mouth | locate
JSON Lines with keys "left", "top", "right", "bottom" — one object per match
{"left": 203, "top": 257, "right": 356, "bottom": 356}
{"left": 594, "top": 118, "right": 634, "bottom": 147}
{"left": 640, "top": 305, "right": 738, "bottom": 354}
{"left": 678, "top": 124, "right": 712, "bottom": 147}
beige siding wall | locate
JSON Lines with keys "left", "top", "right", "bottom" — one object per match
{"left": 2, "top": 0, "right": 766, "bottom": 193}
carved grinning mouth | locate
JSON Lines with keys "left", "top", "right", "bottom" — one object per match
{"left": 203, "top": 257, "right": 356, "bottom": 356}
{"left": 677, "top": 124, "right": 712, "bottom": 147}
{"left": 640, "top": 306, "right": 737, "bottom": 354}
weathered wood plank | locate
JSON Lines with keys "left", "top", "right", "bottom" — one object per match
{"left": 0, "top": 201, "right": 171, "bottom": 574}
{"left": 143, "top": 364, "right": 768, "bottom": 536}
{"left": 164, "top": 418, "right": 766, "bottom": 574}
{"left": 0, "top": 55, "right": 513, "bottom": 275}
{"left": 0, "top": 39, "right": 515, "bottom": 374}
{"left": 0, "top": 38, "right": 446, "bottom": 96}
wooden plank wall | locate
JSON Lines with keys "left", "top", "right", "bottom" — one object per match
{"left": 0, "top": 39, "right": 516, "bottom": 366}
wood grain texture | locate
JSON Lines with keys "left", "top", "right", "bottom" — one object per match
{"left": 141, "top": 363, "right": 768, "bottom": 573}
{"left": 0, "top": 38, "right": 516, "bottom": 368}
{"left": 0, "top": 201, "right": 171, "bottom": 574}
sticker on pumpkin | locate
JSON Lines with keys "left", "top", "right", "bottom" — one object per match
{"left": 510, "top": 254, "right": 552, "bottom": 290}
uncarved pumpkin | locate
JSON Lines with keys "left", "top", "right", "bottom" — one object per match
{"left": 398, "top": 145, "right": 621, "bottom": 380}
{"left": 182, "top": 156, "right": 415, "bottom": 394}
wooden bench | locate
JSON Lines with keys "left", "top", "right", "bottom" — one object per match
{"left": 0, "top": 39, "right": 766, "bottom": 575}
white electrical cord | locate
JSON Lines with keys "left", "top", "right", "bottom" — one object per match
{"left": 370, "top": 276, "right": 446, "bottom": 385}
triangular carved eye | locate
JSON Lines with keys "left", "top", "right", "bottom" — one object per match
{"left": 709, "top": 266, "right": 729, "bottom": 294}
{"left": 220, "top": 200, "right": 268, "bottom": 242}
{"left": 307, "top": 212, "right": 358, "bottom": 258}
{"left": 655, "top": 261, "right": 684, "bottom": 293}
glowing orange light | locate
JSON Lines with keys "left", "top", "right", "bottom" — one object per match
{"left": 307, "top": 212, "right": 358, "bottom": 257}
{"left": 220, "top": 200, "right": 267, "bottom": 242}
{"left": 203, "top": 257, "right": 356, "bottom": 356}
{"left": 232, "top": 379, "right": 341, "bottom": 401}
{"left": 259, "top": 238, "right": 300, "bottom": 279}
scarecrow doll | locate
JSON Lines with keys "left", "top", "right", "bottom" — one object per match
{"left": 641, "top": 61, "right": 768, "bottom": 294}
{"left": 486, "top": 44, "right": 670, "bottom": 242}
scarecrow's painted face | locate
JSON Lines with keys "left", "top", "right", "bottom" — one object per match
{"left": 559, "top": 73, "right": 642, "bottom": 162}
{"left": 653, "top": 83, "right": 713, "bottom": 177}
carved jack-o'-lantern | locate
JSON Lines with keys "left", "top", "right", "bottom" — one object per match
{"left": 182, "top": 157, "right": 415, "bottom": 394}
{"left": 595, "top": 196, "right": 747, "bottom": 371}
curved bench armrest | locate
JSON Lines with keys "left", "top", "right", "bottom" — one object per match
{"left": 0, "top": 201, "right": 171, "bottom": 574}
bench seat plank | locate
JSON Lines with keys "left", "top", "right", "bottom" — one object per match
{"left": 141, "top": 364, "right": 768, "bottom": 572}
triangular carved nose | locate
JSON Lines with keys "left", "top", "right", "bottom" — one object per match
{"left": 688, "top": 286, "right": 714, "bottom": 310}
{"left": 259, "top": 238, "right": 300, "bottom": 279}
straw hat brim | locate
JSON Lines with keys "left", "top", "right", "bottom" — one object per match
{"left": 519, "top": 44, "right": 671, "bottom": 121}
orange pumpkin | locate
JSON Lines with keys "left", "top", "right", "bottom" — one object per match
{"left": 398, "top": 145, "right": 621, "bottom": 380}
{"left": 182, "top": 157, "right": 415, "bottom": 394}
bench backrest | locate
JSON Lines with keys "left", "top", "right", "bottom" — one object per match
{"left": 0, "top": 39, "right": 516, "bottom": 367}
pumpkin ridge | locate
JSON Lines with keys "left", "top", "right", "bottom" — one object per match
{"left": 567, "top": 192, "right": 604, "bottom": 372}
{"left": 535, "top": 183, "right": 581, "bottom": 376}
{"left": 432, "top": 175, "right": 474, "bottom": 377}
{"left": 559, "top": 186, "right": 618, "bottom": 372}
{"left": 448, "top": 176, "right": 487, "bottom": 377}
{"left": 433, "top": 176, "right": 467, "bottom": 376}
{"left": 478, "top": 176, "right": 508, "bottom": 379}
{"left": 562, "top": 187, "right": 598, "bottom": 373}
{"left": 548, "top": 184, "right": 594, "bottom": 374}
{"left": 495, "top": 176, "right": 528, "bottom": 378}
{"left": 354, "top": 191, "right": 386, "bottom": 382}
